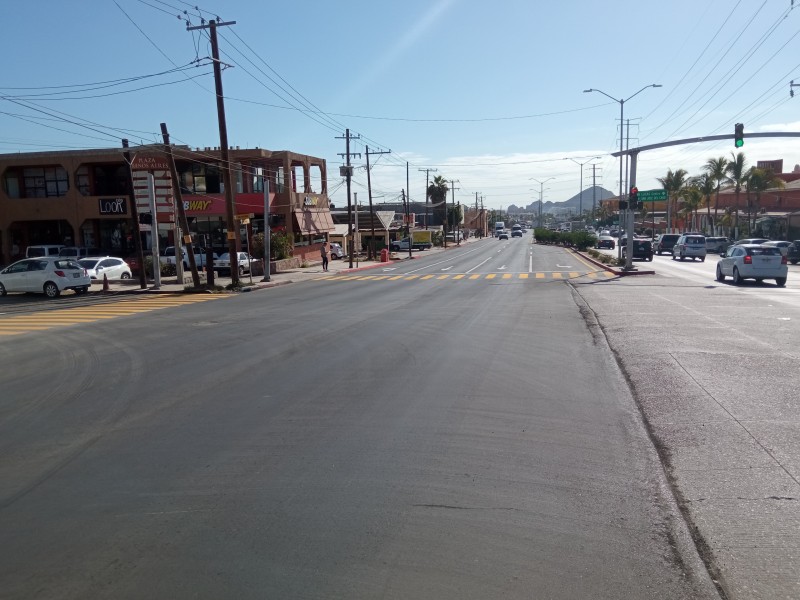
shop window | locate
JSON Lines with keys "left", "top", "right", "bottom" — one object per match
{"left": 76, "top": 166, "right": 91, "bottom": 196}
{"left": 178, "top": 163, "right": 222, "bottom": 194}
{"left": 275, "top": 166, "right": 285, "bottom": 193}
{"left": 3, "top": 166, "right": 68, "bottom": 198}
{"left": 93, "top": 165, "right": 129, "bottom": 196}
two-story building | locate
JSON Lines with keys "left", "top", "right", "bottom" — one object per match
{"left": 0, "top": 145, "right": 333, "bottom": 265}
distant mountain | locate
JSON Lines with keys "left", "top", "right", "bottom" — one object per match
{"left": 507, "top": 186, "right": 614, "bottom": 215}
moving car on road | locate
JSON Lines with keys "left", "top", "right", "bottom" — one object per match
{"left": 763, "top": 240, "right": 792, "bottom": 256}
{"left": 715, "top": 244, "right": 787, "bottom": 287}
{"left": 498, "top": 230, "right": 509, "bottom": 240}
{"left": 787, "top": 240, "right": 800, "bottom": 264}
{"left": 0, "top": 257, "right": 91, "bottom": 298}
{"left": 705, "top": 236, "right": 730, "bottom": 254}
{"left": 595, "top": 235, "right": 615, "bottom": 249}
{"left": 621, "top": 238, "right": 653, "bottom": 261}
{"left": 654, "top": 234, "right": 680, "bottom": 255}
{"left": 672, "top": 234, "right": 707, "bottom": 261}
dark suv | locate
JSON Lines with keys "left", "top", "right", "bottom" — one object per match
{"left": 787, "top": 240, "right": 800, "bottom": 265}
{"left": 654, "top": 234, "right": 680, "bottom": 255}
{"left": 621, "top": 238, "right": 653, "bottom": 261}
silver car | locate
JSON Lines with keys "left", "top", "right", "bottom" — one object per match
{"left": 672, "top": 234, "right": 707, "bottom": 261}
{"left": 0, "top": 257, "right": 91, "bottom": 298}
{"left": 213, "top": 252, "right": 254, "bottom": 276}
{"left": 716, "top": 244, "right": 787, "bottom": 287}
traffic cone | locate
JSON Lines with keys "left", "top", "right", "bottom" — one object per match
{"left": 103, "top": 273, "right": 109, "bottom": 292}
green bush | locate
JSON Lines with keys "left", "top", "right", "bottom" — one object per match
{"left": 144, "top": 256, "right": 176, "bottom": 278}
{"left": 270, "top": 231, "right": 293, "bottom": 260}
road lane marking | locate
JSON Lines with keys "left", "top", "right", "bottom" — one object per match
{"left": 0, "top": 294, "right": 225, "bottom": 336}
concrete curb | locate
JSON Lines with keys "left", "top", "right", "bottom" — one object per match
{"left": 570, "top": 248, "right": 655, "bottom": 276}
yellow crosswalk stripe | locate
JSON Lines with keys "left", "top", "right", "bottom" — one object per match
{"left": 0, "top": 294, "right": 224, "bottom": 337}
{"left": 315, "top": 271, "right": 609, "bottom": 284}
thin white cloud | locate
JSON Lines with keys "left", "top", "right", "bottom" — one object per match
{"left": 334, "top": 0, "right": 456, "bottom": 105}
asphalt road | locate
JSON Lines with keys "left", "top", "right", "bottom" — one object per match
{"left": 1, "top": 238, "right": 721, "bottom": 599}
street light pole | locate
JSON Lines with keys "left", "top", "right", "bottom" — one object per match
{"left": 566, "top": 157, "right": 600, "bottom": 222}
{"left": 583, "top": 84, "right": 661, "bottom": 269}
{"left": 530, "top": 177, "right": 555, "bottom": 227}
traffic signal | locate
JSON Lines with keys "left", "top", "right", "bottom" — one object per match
{"left": 630, "top": 187, "right": 638, "bottom": 203}
{"left": 138, "top": 212, "right": 153, "bottom": 225}
{"left": 734, "top": 123, "right": 744, "bottom": 148}
{"left": 619, "top": 200, "right": 628, "bottom": 210}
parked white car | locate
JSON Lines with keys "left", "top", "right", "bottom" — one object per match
{"left": 161, "top": 246, "right": 216, "bottom": 269}
{"left": 79, "top": 256, "right": 132, "bottom": 280}
{"left": 329, "top": 242, "right": 346, "bottom": 259}
{"left": 214, "top": 252, "right": 254, "bottom": 275}
{"left": 716, "top": 244, "right": 787, "bottom": 287}
{"left": 0, "top": 257, "right": 91, "bottom": 298}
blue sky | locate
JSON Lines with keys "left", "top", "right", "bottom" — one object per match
{"left": 2, "top": 0, "right": 800, "bottom": 211}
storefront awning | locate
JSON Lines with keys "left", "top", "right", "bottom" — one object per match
{"left": 293, "top": 208, "right": 334, "bottom": 235}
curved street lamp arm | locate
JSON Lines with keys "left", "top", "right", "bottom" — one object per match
{"left": 625, "top": 83, "right": 662, "bottom": 103}
{"left": 583, "top": 88, "right": 619, "bottom": 103}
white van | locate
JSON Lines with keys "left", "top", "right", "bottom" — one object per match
{"left": 26, "top": 244, "right": 65, "bottom": 258}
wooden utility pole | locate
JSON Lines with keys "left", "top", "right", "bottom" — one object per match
{"left": 418, "top": 167, "right": 437, "bottom": 229}
{"left": 121, "top": 139, "right": 147, "bottom": 289}
{"left": 187, "top": 18, "right": 240, "bottom": 285}
{"left": 160, "top": 123, "right": 201, "bottom": 288}
{"left": 337, "top": 129, "right": 361, "bottom": 269}
{"left": 365, "top": 146, "right": 390, "bottom": 260}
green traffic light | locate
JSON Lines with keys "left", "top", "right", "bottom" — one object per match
{"left": 734, "top": 123, "right": 744, "bottom": 148}
{"left": 735, "top": 139, "right": 744, "bottom": 148}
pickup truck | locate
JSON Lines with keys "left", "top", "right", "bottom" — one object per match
{"left": 390, "top": 237, "right": 432, "bottom": 252}
{"left": 160, "top": 245, "right": 217, "bottom": 269}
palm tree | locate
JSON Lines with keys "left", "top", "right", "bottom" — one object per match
{"left": 680, "top": 184, "right": 703, "bottom": 231}
{"left": 703, "top": 156, "right": 728, "bottom": 234}
{"left": 744, "top": 167, "right": 784, "bottom": 234}
{"left": 692, "top": 173, "right": 715, "bottom": 234}
{"left": 657, "top": 168, "right": 688, "bottom": 232}
{"left": 427, "top": 175, "right": 449, "bottom": 228}
{"left": 725, "top": 152, "right": 747, "bottom": 238}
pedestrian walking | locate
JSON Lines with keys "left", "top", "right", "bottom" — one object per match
{"left": 320, "top": 242, "right": 329, "bottom": 271}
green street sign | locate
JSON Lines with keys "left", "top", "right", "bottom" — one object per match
{"left": 637, "top": 188, "right": 668, "bottom": 202}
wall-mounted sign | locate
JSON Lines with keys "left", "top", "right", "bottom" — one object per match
{"left": 131, "top": 155, "right": 170, "bottom": 171}
{"left": 304, "top": 196, "right": 317, "bottom": 207}
{"left": 99, "top": 197, "right": 127, "bottom": 215}
{"left": 183, "top": 199, "right": 213, "bottom": 211}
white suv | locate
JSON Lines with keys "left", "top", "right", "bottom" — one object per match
{"left": 672, "top": 234, "right": 707, "bottom": 262}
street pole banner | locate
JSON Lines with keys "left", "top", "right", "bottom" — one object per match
{"left": 131, "top": 155, "right": 175, "bottom": 222}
